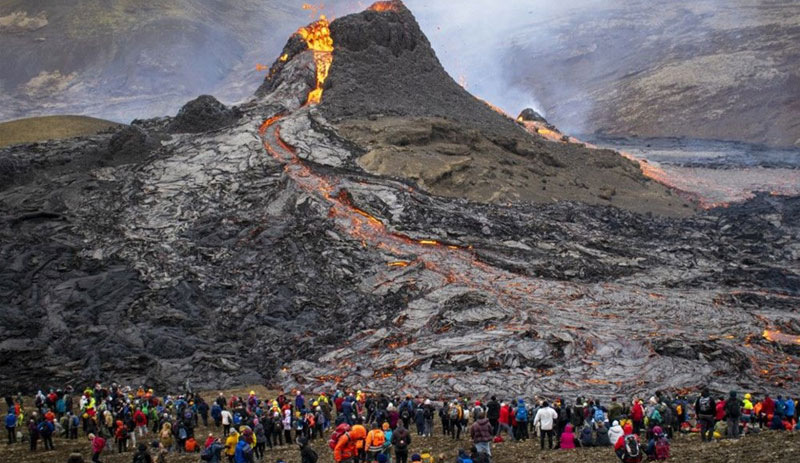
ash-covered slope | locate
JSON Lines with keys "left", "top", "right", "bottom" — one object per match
{"left": 320, "top": 2, "right": 521, "bottom": 141}
{"left": 312, "top": 2, "right": 693, "bottom": 216}
{"left": 1, "top": 1, "right": 799, "bottom": 398}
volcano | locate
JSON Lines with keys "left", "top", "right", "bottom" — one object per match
{"left": 1, "top": 1, "right": 799, "bottom": 399}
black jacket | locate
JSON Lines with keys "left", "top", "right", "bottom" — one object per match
{"left": 486, "top": 400, "right": 501, "bottom": 420}
{"left": 300, "top": 444, "right": 318, "bottom": 463}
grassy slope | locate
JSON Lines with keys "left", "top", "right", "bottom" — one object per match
{"left": 0, "top": 115, "right": 122, "bottom": 148}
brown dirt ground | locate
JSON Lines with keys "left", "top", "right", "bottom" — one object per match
{"left": 0, "top": 115, "right": 122, "bottom": 148}
{"left": 8, "top": 387, "right": 800, "bottom": 463}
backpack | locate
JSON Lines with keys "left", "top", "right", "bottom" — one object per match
{"left": 38, "top": 421, "right": 50, "bottom": 436}
{"left": 401, "top": 408, "right": 411, "bottom": 420}
{"left": 134, "top": 452, "right": 149, "bottom": 463}
{"left": 449, "top": 407, "right": 460, "bottom": 421}
{"left": 71, "top": 415, "right": 80, "bottom": 428}
{"left": 233, "top": 413, "right": 242, "bottom": 425}
{"left": 594, "top": 408, "right": 605, "bottom": 423}
{"left": 328, "top": 423, "right": 351, "bottom": 450}
{"left": 178, "top": 426, "right": 187, "bottom": 440}
{"left": 654, "top": 436, "right": 670, "bottom": 460}
{"left": 516, "top": 406, "right": 528, "bottom": 422}
{"left": 457, "top": 457, "right": 473, "bottom": 463}
{"left": 697, "top": 397, "right": 712, "bottom": 414}
{"left": 200, "top": 446, "right": 213, "bottom": 461}
{"left": 622, "top": 434, "right": 641, "bottom": 460}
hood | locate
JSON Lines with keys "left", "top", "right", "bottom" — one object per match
{"left": 564, "top": 424, "right": 573, "bottom": 433}
{"left": 623, "top": 423, "right": 633, "bottom": 435}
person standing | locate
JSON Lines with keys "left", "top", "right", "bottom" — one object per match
{"left": 4, "top": 409, "right": 15, "bottom": 444}
{"left": 725, "top": 391, "right": 742, "bottom": 439}
{"left": 694, "top": 389, "right": 715, "bottom": 442}
{"left": 391, "top": 424, "right": 411, "bottom": 463}
{"left": 533, "top": 401, "right": 558, "bottom": 450}
{"left": 469, "top": 411, "right": 493, "bottom": 458}
{"left": 486, "top": 397, "right": 500, "bottom": 436}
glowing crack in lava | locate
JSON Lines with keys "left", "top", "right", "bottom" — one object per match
{"left": 297, "top": 16, "right": 334, "bottom": 105}
{"left": 763, "top": 330, "right": 800, "bottom": 345}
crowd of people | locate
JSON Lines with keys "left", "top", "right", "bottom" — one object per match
{"left": 3, "top": 383, "right": 799, "bottom": 463}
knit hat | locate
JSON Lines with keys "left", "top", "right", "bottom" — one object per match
{"left": 377, "top": 454, "right": 388, "bottom": 463}
{"left": 411, "top": 454, "right": 422, "bottom": 462}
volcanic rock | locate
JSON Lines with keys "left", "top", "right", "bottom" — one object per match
{"left": 0, "top": 1, "right": 799, "bottom": 401}
{"left": 167, "top": 95, "right": 241, "bottom": 134}
{"left": 518, "top": 108, "right": 549, "bottom": 124}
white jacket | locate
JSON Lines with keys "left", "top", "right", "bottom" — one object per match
{"left": 533, "top": 406, "right": 558, "bottom": 431}
{"left": 608, "top": 422, "right": 624, "bottom": 446}
{"left": 221, "top": 410, "right": 232, "bottom": 425}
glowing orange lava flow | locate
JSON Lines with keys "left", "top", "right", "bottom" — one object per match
{"left": 763, "top": 330, "right": 800, "bottom": 345}
{"left": 297, "top": 16, "right": 334, "bottom": 105}
{"left": 369, "top": 1, "right": 400, "bottom": 12}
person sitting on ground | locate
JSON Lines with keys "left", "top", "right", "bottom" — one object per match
{"left": 579, "top": 425, "right": 594, "bottom": 447}
{"left": 614, "top": 423, "right": 642, "bottom": 463}
{"left": 132, "top": 443, "right": 153, "bottom": 463}
{"left": 559, "top": 424, "right": 576, "bottom": 450}
{"left": 608, "top": 420, "right": 624, "bottom": 447}
{"left": 595, "top": 421, "right": 611, "bottom": 447}
{"left": 644, "top": 426, "right": 670, "bottom": 461}
{"left": 298, "top": 436, "right": 318, "bottom": 463}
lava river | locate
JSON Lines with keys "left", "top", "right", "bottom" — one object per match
{"left": 250, "top": 7, "right": 800, "bottom": 397}
{"left": 254, "top": 107, "right": 800, "bottom": 397}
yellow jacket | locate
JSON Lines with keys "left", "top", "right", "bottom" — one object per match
{"left": 225, "top": 432, "right": 239, "bottom": 456}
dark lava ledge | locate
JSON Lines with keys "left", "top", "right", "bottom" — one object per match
{"left": 1, "top": 1, "right": 799, "bottom": 399}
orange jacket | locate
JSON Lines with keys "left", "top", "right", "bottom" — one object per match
{"left": 334, "top": 425, "right": 366, "bottom": 462}
{"left": 366, "top": 429, "right": 385, "bottom": 451}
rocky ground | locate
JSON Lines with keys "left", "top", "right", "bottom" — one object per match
{"left": 1, "top": 1, "right": 799, "bottom": 401}
{"left": 6, "top": 412, "right": 800, "bottom": 463}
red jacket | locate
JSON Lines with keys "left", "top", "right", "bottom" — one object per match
{"left": 762, "top": 397, "right": 775, "bottom": 415}
{"left": 133, "top": 410, "right": 147, "bottom": 426}
{"left": 715, "top": 401, "right": 726, "bottom": 421}
{"left": 499, "top": 405, "right": 510, "bottom": 425}
{"left": 92, "top": 436, "right": 106, "bottom": 453}
{"left": 631, "top": 403, "right": 644, "bottom": 421}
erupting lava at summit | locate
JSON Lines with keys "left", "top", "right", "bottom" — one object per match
{"left": 297, "top": 15, "right": 334, "bottom": 105}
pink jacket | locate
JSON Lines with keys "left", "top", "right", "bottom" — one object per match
{"left": 92, "top": 436, "right": 106, "bottom": 453}
{"left": 560, "top": 424, "right": 575, "bottom": 450}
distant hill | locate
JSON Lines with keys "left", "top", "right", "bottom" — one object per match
{"left": 0, "top": 115, "right": 121, "bottom": 147}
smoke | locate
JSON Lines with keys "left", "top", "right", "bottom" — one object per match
{"left": 398, "top": 0, "right": 606, "bottom": 119}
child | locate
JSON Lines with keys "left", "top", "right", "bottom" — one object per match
{"left": 645, "top": 426, "right": 670, "bottom": 461}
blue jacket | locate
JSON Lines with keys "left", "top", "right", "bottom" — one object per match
{"left": 211, "top": 404, "right": 222, "bottom": 419}
{"left": 785, "top": 399, "right": 795, "bottom": 417}
{"left": 5, "top": 413, "right": 15, "bottom": 428}
{"left": 234, "top": 440, "right": 250, "bottom": 463}
{"left": 209, "top": 441, "right": 224, "bottom": 463}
